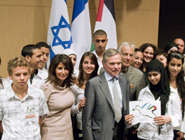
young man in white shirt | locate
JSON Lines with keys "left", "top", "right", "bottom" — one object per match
{"left": 92, "top": 30, "right": 108, "bottom": 73}
{"left": 21, "top": 44, "right": 48, "bottom": 88}
{"left": 0, "top": 56, "right": 48, "bottom": 140}
{"left": 36, "top": 41, "right": 50, "bottom": 69}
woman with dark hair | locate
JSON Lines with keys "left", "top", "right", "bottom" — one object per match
{"left": 40, "top": 54, "right": 75, "bottom": 140}
{"left": 74, "top": 51, "right": 99, "bottom": 139}
{"left": 155, "top": 49, "right": 168, "bottom": 67}
{"left": 139, "top": 43, "right": 157, "bottom": 72}
{"left": 77, "top": 52, "right": 99, "bottom": 89}
{"left": 137, "top": 59, "right": 181, "bottom": 140}
{"left": 164, "top": 43, "right": 178, "bottom": 54}
{"left": 131, "top": 48, "right": 143, "bottom": 69}
{"left": 166, "top": 51, "right": 185, "bottom": 140}
{"left": 139, "top": 43, "right": 157, "bottom": 85}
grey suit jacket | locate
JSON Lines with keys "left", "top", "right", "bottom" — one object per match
{"left": 82, "top": 72, "right": 130, "bottom": 140}
{"left": 125, "top": 66, "right": 146, "bottom": 101}
{"left": 99, "top": 66, "right": 146, "bottom": 101}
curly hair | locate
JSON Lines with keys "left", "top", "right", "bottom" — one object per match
{"left": 139, "top": 43, "right": 157, "bottom": 71}
{"left": 7, "top": 56, "right": 30, "bottom": 75}
{"left": 139, "top": 43, "right": 157, "bottom": 53}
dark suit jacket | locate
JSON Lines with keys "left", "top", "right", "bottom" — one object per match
{"left": 82, "top": 72, "right": 130, "bottom": 140}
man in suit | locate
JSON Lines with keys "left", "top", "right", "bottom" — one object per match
{"left": 118, "top": 42, "right": 146, "bottom": 140}
{"left": 118, "top": 42, "right": 146, "bottom": 101}
{"left": 82, "top": 48, "right": 130, "bottom": 140}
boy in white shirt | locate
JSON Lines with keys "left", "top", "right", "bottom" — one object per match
{"left": 0, "top": 56, "right": 48, "bottom": 140}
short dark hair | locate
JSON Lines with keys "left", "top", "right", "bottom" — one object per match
{"left": 164, "top": 43, "right": 178, "bottom": 53}
{"left": 135, "top": 48, "right": 142, "bottom": 53}
{"left": 21, "top": 44, "right": 41, "bottom": 57}
{"left": 154, "top": 49, "right": 168, "bottom": 59}
{"left": 47, "top": 54, "right": 75, "bottom": 87}
{"left": 93, "top": 30, "right": 107, "bottom": 38}
{"left": 36, "top": 42, "right": 50, "bottom": 49}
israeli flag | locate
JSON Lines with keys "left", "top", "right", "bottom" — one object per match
{"left": 47, "top": 0, "right": 73, "bottom": 67}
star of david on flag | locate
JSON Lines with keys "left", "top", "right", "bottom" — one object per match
{"left": 51, "top": 16, "right": 72, "bottom": 49}
{"left": 47, "top": 0, "right": 73, "bottom": 68}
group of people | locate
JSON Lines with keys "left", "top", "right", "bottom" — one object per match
{"left": 0, "top": 29, "right": 184, "bottom": 140}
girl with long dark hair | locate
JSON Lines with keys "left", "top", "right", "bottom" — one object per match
{"left": 77, "top": 52, "right": 99, "bottom": 89}
{"left": 137, "top": 59, "right": 181, "bottom": 140}
{"left": 74, "top": 52, "right": 99, "bottom": 139}
{"left": 166, "top": 51, "right": 185, "bottom": 140}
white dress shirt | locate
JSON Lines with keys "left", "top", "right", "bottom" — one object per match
{"left": 92, "top": 50, "right": 103, "bottom": 73}
{"left": 104, "top": 71, "right": 122, "bottom": 107}
{"left": 29, "top": 68, "right": 48, "bottom": 88}
{"left": 170, "top": 86, "right": 185, "bottom": 133}
{"left": 137, "top": 85, "right": 182, "bottom": 140}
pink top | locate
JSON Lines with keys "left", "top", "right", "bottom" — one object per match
{"left": 40, "top": 82, "right": 75, "bottom": 140}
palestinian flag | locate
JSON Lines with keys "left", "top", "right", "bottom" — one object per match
{"left": 91, "top": 0, "right": 117, "bottom": 51}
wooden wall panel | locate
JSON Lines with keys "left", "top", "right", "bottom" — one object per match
{"left": 0, "top": 0, "right": 159, "bottom": 77}
{"left": 116, "top": 10, "right": 159, "bottom": 47}
{"left": 0, "top": 5, "right": 51, "bottom": 77}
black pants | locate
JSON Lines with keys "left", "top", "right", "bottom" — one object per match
{"left": 113, "top": 121, "right": 126, "bottom": 140}
{"left": 126, "top": 127, "right": 138, "bottom": 140}
{"left": 71, "top": 115, "right": 83, "bottom": 140}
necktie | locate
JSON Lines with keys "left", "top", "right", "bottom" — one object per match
{"left": 113, "top": 77, "right": 122, "bottom": 123}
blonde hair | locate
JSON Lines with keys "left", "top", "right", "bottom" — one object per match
{"left": 8, "top": 56, "right": 30, "bottom": 75}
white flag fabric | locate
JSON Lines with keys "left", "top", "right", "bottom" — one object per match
{"left": 47, "top": 0, "right": 73, "bottom": 67}
{"left": 91, "top": 0, "right": 117, "bottom": 51}
{"left": 71, "top": 0, "right": 91, "bottom": 69}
